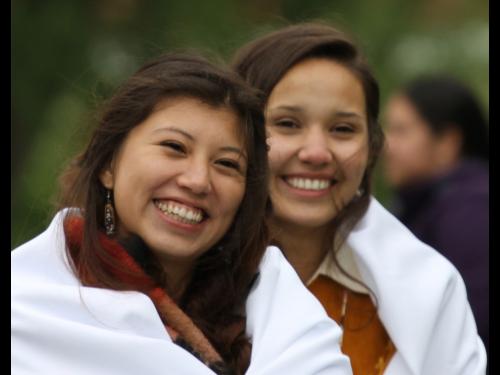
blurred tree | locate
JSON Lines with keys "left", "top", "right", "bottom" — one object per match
{"left": 11, "top": 0, "right": 488, "bottom": 248}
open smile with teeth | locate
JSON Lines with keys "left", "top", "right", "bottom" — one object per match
{"left": 154, "top": 199, "right": 206, "bottom": 224}
{"left": 285, "top": 177, "right": 333, "bottom": 191}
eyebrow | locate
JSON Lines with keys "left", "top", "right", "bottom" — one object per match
{"left": 154, "top": 126, "right": 246, "bottom": 159}
{"left": 268, "top": 106, "right": 363, "bottom": 120}
{"left": 335, "top": 111, "right": 364, "bottom": 120}
{"left": 153, "top": 126, "right": 194, "bottom": 140}
{"left": 221, "top": 146, "right": 247, "bottom": 159}
{"left": 268, "top": 105, "right": 303, "bottom": 113}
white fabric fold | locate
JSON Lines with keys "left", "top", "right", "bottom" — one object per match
{"left": 12, "top": 210, "right": 353, "bottom": 375}
{"left": 346, "top": 197, "right": 486, "bottom": 374}
{"left": 245, "top": 246, "right": 351, "bottom": 375}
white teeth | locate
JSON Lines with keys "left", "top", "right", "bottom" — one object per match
{"left": 155, "top": 200, "right": 204, "bottom": 224}
{"left": 286, "top": 177, "right": 331, "bottom": 191}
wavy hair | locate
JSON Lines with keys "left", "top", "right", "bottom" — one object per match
{"left": 58, "top": 52, "right": 269, "bottom": 374}
{"left": 401, "top": 75, "right": 488, "bottom": 162}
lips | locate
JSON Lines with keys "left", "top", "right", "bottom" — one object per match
{"left": 153, "top": 199, "right": 208, "bottom": 224}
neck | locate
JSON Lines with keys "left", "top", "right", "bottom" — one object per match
{"left": 116, "top": 233, "right": 194, "bottom": 302}
{"left": 160, "top": 258, "right": 195, "bottom": 302}
{"left": 269, "top": 217, "right": 331, "bottom": 284}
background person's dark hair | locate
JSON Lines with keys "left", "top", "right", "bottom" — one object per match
{"left": 401, "top": 75, "right": 489, "bottom": 162}
{"left": 58, "top": 52, "right": 269, "bottom": 374}
{"left": 232, "top": 22, "right": 383, "bottom": 303}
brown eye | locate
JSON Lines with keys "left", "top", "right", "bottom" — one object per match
{"left": 274, "top": 119, "right": 299, "bottom": 129}
{"left": 331, "top": 123, "right": 355, "bottom": 134}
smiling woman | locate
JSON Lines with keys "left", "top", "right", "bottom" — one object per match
{"left": 265, "top": 58, "right": 369, "bottom": 230}
{"left": 232, "top": 22, "right": 486, "bottom": 375}
{"left": 99, "top": 98, "right": 248, "bottom": 296}
{"left": 11, "top": 52, "right": 352, "bottom": 375}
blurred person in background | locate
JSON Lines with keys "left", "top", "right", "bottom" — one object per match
{"left": 232, "top": 23, "right": 486, "bottom": 375}
{"left": 383, "top": 75, "right": 489, "bottom": 358}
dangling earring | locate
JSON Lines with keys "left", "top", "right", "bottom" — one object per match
{"left": 104, "top": 189, "right": 116, "bottom": 236}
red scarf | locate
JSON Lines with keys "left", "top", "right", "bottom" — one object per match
{"left": 63, "top": 215, "right": 233, "bottom": 374}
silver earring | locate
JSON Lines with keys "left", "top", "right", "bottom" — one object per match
{"left": 355, "top": 188, "right": 363, "bottom": 198}
{"left": 104, "top": 189, "right": 116, "bottom": 236}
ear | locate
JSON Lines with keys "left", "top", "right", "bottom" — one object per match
{"left": 99, "top": 164, "right": 114, "bottom": 189}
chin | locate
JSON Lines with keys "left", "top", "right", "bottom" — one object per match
{"left": 276, "top": 210, "right": 337, "bottom": 229}
{"left": 143, "top": 236, "right": 190, "bottom": 258}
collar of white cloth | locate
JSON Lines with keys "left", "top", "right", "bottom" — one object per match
{"left": 12, "top": 209, "right": 352, "bottom": 375}
{"left": 306, "top": 241, "right": 370, "bottom": 294}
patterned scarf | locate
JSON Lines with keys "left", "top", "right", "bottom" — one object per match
{"left": 63, "top": 214, "right": 236, "bottom": 375}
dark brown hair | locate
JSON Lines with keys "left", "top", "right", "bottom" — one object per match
{"left": 402, "top": 75, "right": 488, "bottom": 162}
{"left": 232, "top": 23, "right": 384, "bottom": 303}
{"left": 58, "top": 52, "right": 269, "bottom": 373}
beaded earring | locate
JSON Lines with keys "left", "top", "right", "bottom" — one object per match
{"left": 104, "top": 189, "right": 116, "bottom": 236}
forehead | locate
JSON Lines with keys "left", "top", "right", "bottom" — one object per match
{"left": 154, "top": 96, "right": 237, "bottom": 120}
{"left": 385, "top": 95, "right": 428, "bottom": 127}
{"left": 122, "top": 97, "right": 246, "bottom": 150}
{"left": 268, "top": 58, "right": 366, "bottom": 114}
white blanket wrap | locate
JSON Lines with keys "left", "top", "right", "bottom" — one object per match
{"left": 346, "top": 197, "right": 486, "bottom": 374}
{"left": 12, "top": 210, "right": 352, "bottom": 375}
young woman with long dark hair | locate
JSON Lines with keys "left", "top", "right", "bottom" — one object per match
{"left": 12, "top": 52, "right": 352, "bottom": 375}
{"left": 232, "top": 23, "right": 486, "bottom": 374}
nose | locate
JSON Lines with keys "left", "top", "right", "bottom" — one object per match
{"left": 176, "top": 159, "right": 212, "bottom": 195}
{"left": 297, "top": 128, "right": 333, "bottom": 166}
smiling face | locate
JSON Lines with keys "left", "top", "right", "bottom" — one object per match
{"left": 265, "top": 58, "right": 369, "bottom": 230}
{"left": 100, "top": 97, "right": 247, "bottom": 269}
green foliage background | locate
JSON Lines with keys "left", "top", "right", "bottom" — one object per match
{"left": 12, "top": 0, "right": 488, "bottom": 248}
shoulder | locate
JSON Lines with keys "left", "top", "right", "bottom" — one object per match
{"left": 350, "top": 197, "right": 466, "bottom": 303}
{"left": 12, "top": 209, "right": 78, "bottom": 288}
{"left": 436, "top": 161, "right": 489, "bottom": 202}
{"left": 348, "top": 198, "right": 486, "bottom": 373}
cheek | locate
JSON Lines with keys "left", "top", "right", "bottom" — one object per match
{"left": 115, "top": 161, "right": 160, "bottom": 197}
{"left": 222, "top": 181, "right": 246, "bottom": 216}
{"left": 113, "top": 155, "right": 176, "bottom": 220}
{"left": 267, "top": 136, "right": 294, "bottom": 175}
{"left": 400, "top": 137, "right": 432, "bottom": 165}
{"left": 267, "top": 150, "right": 282, "bottom": 176}
{"left": 346, "top": 152, "right": 369, "bottom": 184}
{"left": 386, "top": 135, "right": 411, "bottom": 164}
{"left": 336, "top": 140, "right": 369, "bottom": 178}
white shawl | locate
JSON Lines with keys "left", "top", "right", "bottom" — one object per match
{"left": 345, "top": 197, "right": 486, "bottom": 374}
{"left": 12, "top": 211, "right": 352, "bottom": 375}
